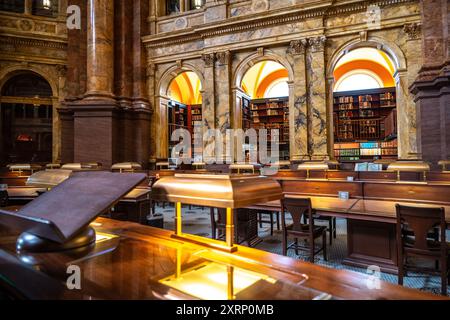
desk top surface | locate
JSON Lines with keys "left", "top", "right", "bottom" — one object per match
{"left": 0, "top": 218, "right": 444, "bottom": 300}
{"left": 250, "top": 196, "right": 450, "bottom": 223}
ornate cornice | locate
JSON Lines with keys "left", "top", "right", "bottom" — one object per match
{"left": 144, "top": 0, "right": 418, "bottom": 49}
{"left": 0, "top": 36, "right": 67, "bottom": 50}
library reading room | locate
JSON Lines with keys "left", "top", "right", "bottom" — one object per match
{"left": 0, "top": 0, "right": 450, "bottom": 303}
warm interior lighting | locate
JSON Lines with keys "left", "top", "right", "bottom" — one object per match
{"left": 334, "top": 70, "right": 383, "bottom": 92}
{"left": 160, "top": 262, "right": 273, "bottom": 300}
{"left": 168, "top": 71, "right": 202, "bottom": 105}
{"left": 241, "top": 61, "right": 288, "bottom": 99}
{"left": 43, "top": 0, "right": 51, "bottom": 9}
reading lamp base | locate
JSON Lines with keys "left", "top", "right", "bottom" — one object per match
{"left": 16, "top": 226, "right": 96, "bottom": 253}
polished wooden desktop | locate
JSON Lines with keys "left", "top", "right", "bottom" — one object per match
{"left": 0, "top": 217, "right": 446, "bottom": 300}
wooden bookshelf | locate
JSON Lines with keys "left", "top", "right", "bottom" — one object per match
{"left": 249, "top": 97, "right": 289, "bottom": 160}
{"left": 333, "top": 87, "right": 397, "bottom": 162}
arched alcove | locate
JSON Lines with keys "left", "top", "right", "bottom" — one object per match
{"left": 0, "top": 71, "right": 54, "bottom": 164}
{"left": 328, "top": 39, "right": 407, "bottom": 163}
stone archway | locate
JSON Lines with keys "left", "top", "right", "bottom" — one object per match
{"left": 153, "top": 63, "right": 205, "bottom": 159}
{"left": 232, "top": 50, "right": 295, "bottom": 161}
{"left": 327, "top": 36, "right": 418, "bottom": 160}
{"left": 0, "top": 70, "right": 56, "bottom": 164}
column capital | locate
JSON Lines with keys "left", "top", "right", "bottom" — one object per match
{"left": 403, "top": 23, "right": 421, "bottom": 41}
{"left": 216, "top": 50, "right": 231, "bottom": 66}
{"left": 202, "top": 53, "right": 215, "bottom": 67}
{"left": 308, "top": 36, "right": 326, "bottom": 53}
{"left": 288, "top": 39, "right": 308, "bottom": 55}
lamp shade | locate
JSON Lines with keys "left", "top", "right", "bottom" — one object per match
{"left": 151, "top": 174, "right": 282, "bottom": 208}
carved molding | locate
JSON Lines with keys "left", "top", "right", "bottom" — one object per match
{"left": 288, "top": 39, "right": 308, "bottom": 55}
{"left": 144, "top": 0, "right": 417, "bottom": 49}
{"left": 308, "top": 36, "right": 326, "bottom": 53}
{"left": 202, "top": 53, "right": 215, "bottom": 67}
{"left": 0, "top": 36, "right": 67, "bottom": 50}
{"left": 403, "top": 23, "right": 421, "bottom": 40}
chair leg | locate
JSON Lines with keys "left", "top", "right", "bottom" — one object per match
{"left": 323, "top": 232, "right": 328, "bottom": 261}
{"left": 310, "top": 238, "right": 315, "bottom": 263}
{"left": 442, "top": 258, "right": 447, "bottom": 296}
{"left": 333, "top": 217, "right": 337, "bottom": 238}
{"left": 295, "top": 238, "right": 299, "bottom": 255}
{"left": 282, "top": 233, "right": 287, "bottom": 256}
{"left": 210, "top": 208, "right": 216, "bottom": 240}
{"left": 270, "top": 213, "right": 274, "bottom": 236}
{"left": 398, "top": 258, "right": 404, "bottom": 286}
{"left": 275, "top": 212, "right": 280, "bottom": 231}
{"left": 259, "top": 213, "right": 263, "bottom": 228}
{"left": 328, "top": 219, "right": 333, "bottom": 246}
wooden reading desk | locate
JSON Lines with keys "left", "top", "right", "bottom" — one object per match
{"left": 248, "top": 196, "right": 450, "bottom": 274}
{"left": 0, "top": 217, "right": 446, "bottom": 300}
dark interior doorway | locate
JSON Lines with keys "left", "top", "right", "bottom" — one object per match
{"left": 0, "top": 72, "right": 53, "bottom": 165}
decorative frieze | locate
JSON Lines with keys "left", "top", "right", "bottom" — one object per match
{"left": 403, "top": 23, "right": 421, "bottom": 40}
{"left": 202, "top": 53, "right": 215, "bottom": 67}
{"left": 251, "top": 0, "right": 270, "bottom": 13}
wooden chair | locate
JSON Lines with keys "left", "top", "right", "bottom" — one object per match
{"left": 305, "top": 214, "right": 336, "bottom": 245}
{"left": 257, "top": 211, "right": 280, "bottom": 236}
{"left": 396, "top": 204, "right": 449, "bottom": 295}
{"left": 281, "top": 197, "right": 327, "bottom": 262}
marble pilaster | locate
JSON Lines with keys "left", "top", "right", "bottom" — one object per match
{"left": 395, "top": 23, "right": 421, "bottom": 159}
{"left": 307, "top": 36, "right": 329, "bottom": 160}
{"left": 202, "top": 53, "right": 216, "bottom": 162}
{"left": 215, "top": 50, "right": 232, "bottom": 163}
{"left": 288, "top": 39, "right": 309, "bottom": 161}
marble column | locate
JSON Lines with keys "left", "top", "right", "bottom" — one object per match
{"left": 411, "top": 1, "right": 450, "bottom": 168}
{"left": 288, "top": 39, "right": 309, "bottom": 162}
{"left": 215, "top": 50, "right": 232, "bottom": 163}
{"left": 85, "top": 0, "right": 114, "bottom": 99}
{"left": 202, "top": 53, "right": 216, "bottom": 162}
{"left": 307, "top": 36, "right": 329, "bottom": 160}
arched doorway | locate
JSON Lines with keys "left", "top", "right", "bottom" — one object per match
{"left": 166, "top": 71, "right": 203, "bottom": 160}
{"left": 331, "top": 47, "right": 398, "bottom": 164}
{"left": 0, "top": 72, "right": 53, "bottom": 164}
{"left": 238, "top": 60, "right": 290, "bottom": 161}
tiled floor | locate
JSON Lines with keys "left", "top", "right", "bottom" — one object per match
{"left": 155, "top": 203, "right": 449, "bottom": 296}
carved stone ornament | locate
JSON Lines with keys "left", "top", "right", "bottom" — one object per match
{"left": 308, "top": 36, "right": 327, "bottom": 52}
{"left": 174, "top": 17, "right": 188, "bottom": 30}
{"left": 288, "top": 39, "right": 307, "bottom": 55}
{"left": 403, "top": 23, "right": 421, "bottom": 40}
{"left": 202, "top": 53, "right": 215, "bottom": 67}
{"left": 18, "top": 19, "right": 33, "bottom": 31}
{"left": 252, "top": 0, "right": 269, "bottom": 13}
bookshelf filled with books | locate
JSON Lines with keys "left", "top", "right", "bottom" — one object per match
{"left": 168, "top": 102, "right": 203, "bottom": 159}
{"left": 333, "top": 87, "right": 397, "bottom": 161}
{"left": 244, "top": 97, "right": 290, "bottom": 160}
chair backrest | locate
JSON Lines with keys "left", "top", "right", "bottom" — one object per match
{"left": 395, "top": 204, "right": 446, "bottom": 253}
{"left": 281, "top": 197, "right": 313, "bottom": 234}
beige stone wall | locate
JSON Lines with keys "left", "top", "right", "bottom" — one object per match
{"left": 146, "top": 0, "right": 423, "bottom": 161}
{"left": 0, "top": 4, "right": 68, "bottom": 163}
